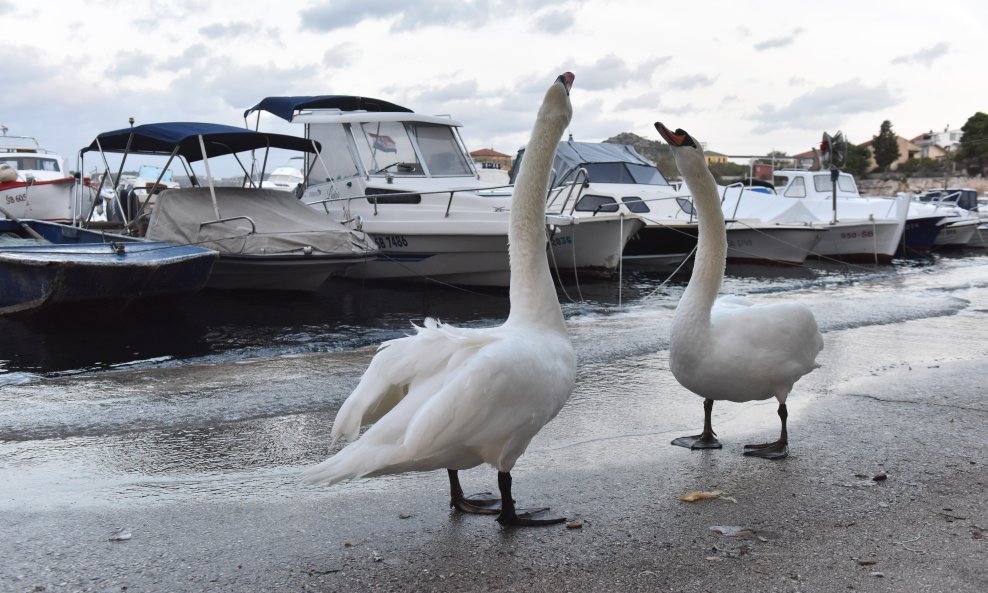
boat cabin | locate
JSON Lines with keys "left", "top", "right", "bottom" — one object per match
{"left": 772, "top": 169, "right": 862, "bottom": 200}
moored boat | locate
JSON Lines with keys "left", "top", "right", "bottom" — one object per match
{"left": 769, "top": 169, "right": 917, "bottom": 262}
{"left": 0, "top": 217, "right": 216, "bottom": 316}
{"left": 0, "top": 129, "right": 95, "bottom": 223}
{"left": 79, "top": 122, "right": 379, "bottom": 292}
{"left": 245, "top": 95, "right": 623, "bottom": 286}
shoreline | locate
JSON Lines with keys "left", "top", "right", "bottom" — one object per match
{"left": 3, "top": 291, "right": 987, "bottom": 592}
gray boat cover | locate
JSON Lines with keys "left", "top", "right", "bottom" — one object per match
{"left": 513, "top": 141, "right": 658, "bottom": 184}
{"left": 146, "top": 188, "right": 374, "bottom": 256}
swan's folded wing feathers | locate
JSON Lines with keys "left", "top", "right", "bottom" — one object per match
{"left": 401, "top": 335, "right": 574, "bottom": 462}
{"left": 329, "top": 320, "right": 500, "bottom": 443}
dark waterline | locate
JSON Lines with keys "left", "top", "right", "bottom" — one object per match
{"left": 0, "top": 253, "right": 969, "bottom": 382}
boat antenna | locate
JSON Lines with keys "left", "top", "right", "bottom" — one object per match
{"left": 128, "top": 117, "right": 135, "bottom": 128}
{"left": 1, "top": 124, "right": 7, "bottom": 136}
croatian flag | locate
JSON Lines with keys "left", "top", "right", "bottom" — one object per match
{"left": 369, "top": 133, "right": 397, "bottom": 153}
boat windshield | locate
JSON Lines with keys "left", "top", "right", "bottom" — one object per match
{"left": 583, "top": 162, "right": 669, "bottom": 185}
{"left": 0, "top": 156, "right": 61, "bottom": 173}
{"left": 353, "top": 121, "right": 473, "bottom": 177}
{"left": 138, "top": 165, "right": 173, "bottom": 182}
{"left": 812, "top": 173, "right": 858, "bottom": 194}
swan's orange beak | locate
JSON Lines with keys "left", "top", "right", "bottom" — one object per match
{"left": 655, "top": 122, "right": 683, "bottom": 146}
{"left": 654, "top": 122, "right": 696, "bottom": 148}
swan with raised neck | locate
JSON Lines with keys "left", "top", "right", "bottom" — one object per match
{"left": 302, "top": 74, "right": 577, "bottom": 527}
{"left": 655, "top": 121, "right": 823, "bottom": 459}
{"left": 507, "top": 72, "right": 574, "bottom": 331}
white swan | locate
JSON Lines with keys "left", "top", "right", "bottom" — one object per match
{"left": 655, "top": 122, "right": 823, "bottom": 459}
{"left": 303, "top": 73, "right": 577, "bottom": 526}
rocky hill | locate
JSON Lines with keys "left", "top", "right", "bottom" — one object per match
{"left": 603, "top": 132, "right": 668, "bottom": 164}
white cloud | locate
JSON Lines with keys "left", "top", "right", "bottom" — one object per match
{"left": 753, "top": 28, "right": 805, "bottom": 51}
{"left": 3, "top": 0, "right": 986, "bottom": 172}
{"left": 751, "top": 79, "right": 900, "bottom": 133}
{"left": 891, "top": 42, "right": 950, "bottom": 67}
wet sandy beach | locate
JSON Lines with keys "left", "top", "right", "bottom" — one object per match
{"left": 2, "top": 259, "right": 988, "bottom": 592}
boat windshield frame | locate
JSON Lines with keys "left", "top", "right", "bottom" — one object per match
{"left": 350, "top": 120, "right": 475, "bottom": 179}
{"left": 0, "top": 154, "right": 63, "bottom": 174}
{"left": 581, "top": 161, "right": 670, "bottom": 185}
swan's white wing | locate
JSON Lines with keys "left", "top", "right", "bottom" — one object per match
{"left": 400, "top": 330, "right": 575, "bottom": 470}
{"left": 330, "top": 318, "right": 498, "bottom": 443}
{"left": 305, "top": 328, "right": 575, "bottom": 484}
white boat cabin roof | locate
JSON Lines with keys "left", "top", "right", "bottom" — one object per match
{"left": 773, "top": 168, "right": 861, "bottom": 199}
{"left": 292, "top": 111, "right": 463, "bottom": 127}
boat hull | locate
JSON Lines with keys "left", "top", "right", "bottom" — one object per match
{"left": 621, "top": 221, "right": 821, "bottom": 267}
{"left": 621, "top": 223, "right": 697, "bottom": 267}
{"left": 550, "top": 216, "right": 644, "bottom": 275}
{"left": 966, "top": 224, "right": 988, "bottom": 248}
{"left": 0, "top": 220, "right": 216, "bottom": 315}
{"left": 808, "top": 219, "right": 903, "bottom": 264}
{"left": 724, "top": 223, "right": 822, "bottom": 265}
{"left": 207, "top": 253, "right": 372, "bottom": 291}
{"left": 934, "top": 220, "right": 978, "bottom": 249}
{"left": 0, "top": 178, "right": 93, "bottom": 223}
{"left": 896, "top": 216, "right": 943, "bottom": 256}
{"left": 344, "top": 232, "right": 511, "bottom": 286}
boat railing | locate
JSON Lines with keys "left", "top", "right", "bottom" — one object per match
{"left": 721, "top": 182, "right": 748, "bottom": 220}
{"left": 929, "top": 190, "right": 963, "bottom": 211}
{"left": 546, "top": 167, "right": 590, "bottom": 215}
{"left": 305, "top": 184, "right": 515, "bottom": 218}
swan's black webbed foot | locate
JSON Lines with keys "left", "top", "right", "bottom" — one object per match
{"left": 743, "top": 403, "right": 789, "bottom": 459}
{"left": 451, "top": 492, "right": 502, "bottom": 514}
{"left": 494, "top": 471, "right": 565, "bottom": 527}
{"left": 672, "top": 398, "right": 722, "bottom": 449}
{"left": 497, "top": 507, "right": 566, "bottom": 527}
{"left": 671, "top": 431, "right": 723, "bottom": 449}
{"left": 448, "top": 469, "right": 502, "bottom": 514}
{"left": 743, "top": 440, "right": 789, "bottom": 459}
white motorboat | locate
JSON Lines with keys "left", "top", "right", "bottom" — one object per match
{"left": 262, "top": 159, "right": 304, "bottom": 194}
{"left": 914, "top": 188, "right": 981, "bottom": 249}
{"left": 769, "top": 169, "right": 926, "bottom": 262}
{"left": 244, "top": 95, "right": 624, "bottom": 286}
{"left": 0, "top": 129, "right": 95, "bottom": 223}
{"left": 529, "top": 141, "right": 823, "bottom": 268}
{"left": 80, "top": 122, "right": 378, "bottom": 292}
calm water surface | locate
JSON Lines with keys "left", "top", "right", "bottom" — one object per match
{"left": 2, "top": 250, "right": 988, "bottom": 508}
{"left": 1, "top": 251, "right": 986, "bottom": 385}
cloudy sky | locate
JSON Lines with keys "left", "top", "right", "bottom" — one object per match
{"left": 4, "top": 0, "right": 986, "bottom": 175}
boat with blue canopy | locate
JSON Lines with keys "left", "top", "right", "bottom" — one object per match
{"left": 79, "top": 122, "right": 378, "bottom": 291}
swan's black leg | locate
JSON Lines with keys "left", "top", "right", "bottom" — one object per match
{"left": 743, "top": 403, "right": 789, "bottom": 459}
{"left": 671, "top": 398, "right": 723, "bottom": 449}
{"left": 448, "top": 469, "right": 500, "bottom": 514}
{"left": 495, "top": 471, "right": 565, "bottom": 527}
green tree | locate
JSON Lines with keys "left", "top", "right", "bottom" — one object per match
{"left": 956, "top": 112, "right": 988, "bottom": 176}
{"left": 708, "top": 160, "right": 749, "bottom": 184}
{"left": 895, "top": 157, "right": 946, "bottom": 177}
{"left": 843, "top": 142, "right": 872, "bottom": 178}
{"left": 872, "top": 120, "right": 900, "bottom": 173}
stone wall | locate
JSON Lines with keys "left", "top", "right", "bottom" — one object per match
{"left": 857, "top": 176, "right": 988, "bottom": 197}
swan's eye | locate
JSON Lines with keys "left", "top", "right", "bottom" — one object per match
{"left": 674, "top": 130, "right": 698, "bottom": 149}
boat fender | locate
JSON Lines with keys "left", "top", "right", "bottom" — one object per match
{"left": 0, "top": 164, "right": 17, "bottom": 183}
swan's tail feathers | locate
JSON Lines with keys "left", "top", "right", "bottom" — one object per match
{"left": 302, "top": 442, "right": 376, "bottom": 486}
{"left": 302, "top": 457, "right": 357, "bottom": 486}
{"left": 302, "top": 441, "right": 428, "bottom": 486}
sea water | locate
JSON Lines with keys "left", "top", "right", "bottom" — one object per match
{"left": 1, "top": 251, "right": 987, "bottom": 508}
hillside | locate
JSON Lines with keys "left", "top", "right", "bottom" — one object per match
{"left": 603, "top": 132, "right": 668, "bottom": 164}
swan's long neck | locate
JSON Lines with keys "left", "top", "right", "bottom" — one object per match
{"left": 506, "top": 111, "right": 567, "bottom": 330}
{"left": 674, "top": 152, "right": 725, "bottom": 330}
